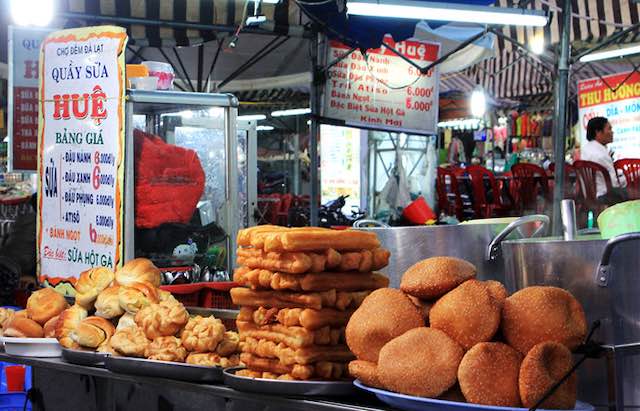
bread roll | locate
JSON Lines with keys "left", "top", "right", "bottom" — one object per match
{"left": 119, "top": 282, "right": 159, "bottom": 314}
{"left": 72, "top": 316, "right": 116, "bottom": 348}
{"left": 27, "top": 288, "right": 69, "bottom": 325}
{"left": 75, "top": 267, "right": 115, "bottom": 309}
{"left": 116, "top": 258, "right": 161, "bottom": 288}
{"left": 95, "top": 286, "right": 124, "bottom": 319}
{"left": 55, "top": 305, "right": 89, "bottom": 349}
{"left": 43, "top": 315, "right": 60, "bottom": 338}
{"left": 3, "top": 316, "right": 44, "bottom": 338}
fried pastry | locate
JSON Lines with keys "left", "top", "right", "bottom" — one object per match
{"left": 186, "top": 353, "right": 242, "bottom": 368}
{"left": 97, "top": 338, "right": 119, "bottom": 355}
{"left": 94, "top": 286, "right": 125, "bottom": 319}
{"left": 235, "top": 369, "right": 298, "bottom": 380}
{"left": 458, "top": 342, "right": 522, "bottom": 407}
{"left": 231, "top": 287, "right": 369, "bottom": 311}
{"left": 241, "top": 337, "right": 354, "bottom": 365}
{"left": 237, "top": 321, "right": 344, "bottom": 348}
{"left": 238, "top": 307, "right": 354, "bottom": 331}
{"left": 135, "top": 301, "right": 189, "bottom": 340}
{"left": 260, "top": 229, "right": 381, "bottom": 252}
{"left": 180, "top": 315, "right": 226, "bottom": 353}
{"left": 119, "top": 281, "right": 159, "bottom": 314}
{"left": 348, "top": 360, "right": 383, "bottom": 388}
{"left": 115, "top": 258, "right": 161, "bottom": 287}
{"left": 502, "top": 286, "right": 587, "bottom": 355}
{"left": 236, "top": 247, "right": 390, "bottom": 274}
{"left": 75, "top": 267, "right": 115, "bottom": 309}
{"left": 110, "top": 325, "right": 149, "bottom": 357}
{"left": 378, "top": 327, "right": 464, "bottom": 397}
{"left": 430, "top": 279, "right": 502, "bottom": 350}
{"left": 345, "top": 288, "right": 424, "bottom": 362}
{"left": 240, "top": 353, "right": 347, "bottom": 380}
{"left": 72, "top": 316, "right": 116, "bottom": 348}
{"left": 216, "top": 331, "right": 240, "bottom": 356}
{"left": 519, "top": 341, "right": 577, "bottom": 409}
{"left": 400, "top": 256, "right": 477, "bottom": 300}
{"left": 27, "top": 288, "right": 69, "bottom": 325}
{"left": 55, "top": 305, "right": 88, "bottom": 349}
{"left": 145, "top": 336, "right": 187, "bottom": 362}
{"left": 234, "top": 268, "right": 389, "bottom": 292}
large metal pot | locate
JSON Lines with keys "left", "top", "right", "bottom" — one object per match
{"left": 492, "top": 226, "right": 640, "bottom": 411}
{"left": 358, "top": 215, "right": 548, "bottom": 287}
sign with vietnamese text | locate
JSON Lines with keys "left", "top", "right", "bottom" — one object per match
{"left": 323, "top": 35, "right": 440, "bottom": 135}
{"left": 578, "top": 71, "right": 640, "bottom": 159}
{"left": 37, "top": 26, "right": 127, "bottom": 292}
{"left": 9, "top": 26, "right": 51, "bottom": 171}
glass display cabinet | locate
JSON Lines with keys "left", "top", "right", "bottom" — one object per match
{"left": 124, "top": 90, "right": 255, "bottom": 280}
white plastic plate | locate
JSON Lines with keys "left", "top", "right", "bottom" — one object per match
{"left": 1, "top": 337, "right": 62, "bottom": 357}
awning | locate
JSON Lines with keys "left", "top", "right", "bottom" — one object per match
{"left": 60, "top": 0, "right": 307, "bottom": 47}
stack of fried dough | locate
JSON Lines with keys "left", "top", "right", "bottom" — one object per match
{"left": 231, "top": 225, "right": 391, "bottom": 380}
{"left": 51, "top": 258, "right": 241, "bottom": 368}
{"left": 346, "top": 256, "right": 588, "bottom": 410}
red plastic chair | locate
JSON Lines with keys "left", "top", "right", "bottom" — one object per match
{"left": 465, "top": 165, "right": 512, "bottom": 218}
{"left": 511, "top": 163, "right": 550, "bottom": 214}
{"left": 276, "top": 193, "right": 294, "bottom": 226}
{"left": 573, "top": 160, "right": 612, "bottom": 218}
{"left": 548, "top": 162, "right": 580, "bottom": 201}
{"left": 614, "top": 158, "right": 640, "bottom": 200}
{"left": 436, "top": 167, "right": 464, "bottom": 220}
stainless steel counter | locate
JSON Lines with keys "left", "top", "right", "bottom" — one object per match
{"left": 0, "top": 353, "right": 388, "bottom": 411}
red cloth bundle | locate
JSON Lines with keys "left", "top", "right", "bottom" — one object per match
{"left": 134, "top": 128, "right": 205, "bottom": 228}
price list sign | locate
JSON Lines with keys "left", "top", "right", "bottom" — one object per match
{"left": 323, "top": 35, "right": 440, "bottom": 135}
{"left": 37, "top": 26, "right": 127, "bottom": 289}
{"left": 9, "top": 27, "right": 51, "bottom": 171}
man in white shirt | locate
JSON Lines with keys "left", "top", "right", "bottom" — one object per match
{"left": 581, "top": 117, "right": 628, "bottom": 204}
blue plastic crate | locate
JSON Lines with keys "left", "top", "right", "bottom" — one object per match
{"left": 0, "top": 392, "right": 29, "bottom": 411}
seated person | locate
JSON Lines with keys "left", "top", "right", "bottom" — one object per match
{"left": 581, "top": 117, "right": 627, "bottom": 205}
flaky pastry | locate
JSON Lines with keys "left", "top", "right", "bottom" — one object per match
{"left": 118, "top": 281, "right": 159, "bottom": 314}
{"left": 75, "top": 267, "right": 115, "bottom": 309}
{"left": 71, "top": 316, "right": 116, "bottom": 348}
{"left": 135, "top": 301, "right": 189, "bottom": 340}
{"left": 145, "top": 336, "right": 187, "bottom": 362}
{"left": 55, "top": 305, "right": 89, "bottom": 349}
{"left": 216, "top": 331, "right": 240, "bottom": 356}
{"left": 110, "top": 325, "right": 149, "bottom": 357}
{"left": 241, "top": 337, "right": 354, "bottom": 365}
{"left": 180, "top": 315, "right": 226, "bottom": 353}
{"left": 240, "top": 353, "right": 347, "bottom": 380}
{"left": 95, "top": 285, "right": 124, "bottom": 319}
{"left": 236, "top": 321, "right": 344, "bottom": 348}
{"left": 115, "top": 258, "right": 161, "bottom": 287}
{"left": 186, "top": 353, "right": 242, "bottom": 368}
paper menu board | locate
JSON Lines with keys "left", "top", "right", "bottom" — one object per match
{"left": 578, "top": 71, "right": 640, "bottom": 159}
{"left": 323, "top": 35, "right": 440, "bottom": 135}
{"left": 37, "top": 26, "right": 127, "bottom": 293}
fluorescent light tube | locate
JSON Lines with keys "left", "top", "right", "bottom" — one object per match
{"left": 257, "top": 125, "right": 275, "bottom": 131}
{"left": 246, "top": 16, "right": 267, "bottom": 25}
{"left": 271, "top": 108, "right": 311, "bottom": 117}
{"left": 250, "top": 0, "right": 280, "bottom": 3}
{"left": 347, "top": 0, "right": 548, "bottom": 27}
{"left": 238, "top": 114, "right": 267, "bottom": 121}
{"left": 580, "top": 44, "right": 640, "bottom": 63}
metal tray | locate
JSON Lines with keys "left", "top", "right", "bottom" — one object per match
{"left": 104, "top": 355, "right": 223, "bottom": 383}
{"left": 353, "top": 380, "right": 594, "bottom": 411}
{"left": 61, "top": 348, "right": 109, "bottom": 366}
{"left": 223, "top": 367, "right": 356, "bottom": 396}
